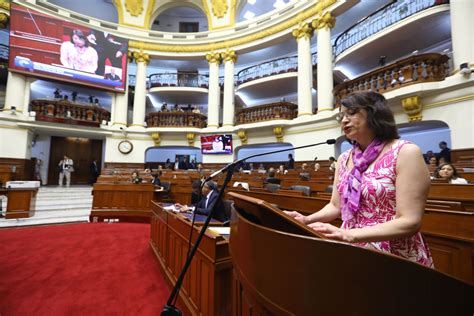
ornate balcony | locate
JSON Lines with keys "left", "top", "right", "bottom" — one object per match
{"left": 30, "top": 99, "right": 110, "bottom": 127}
{"left": 334, "top": 0, "right": 449, "bottom": 57}
{"left": 146, "top": 111, "right": 207, "bottom": 128}
{"left": 333, "top": 53, "right": 449, "bottom": 106}
{"left": 149, "top": 73, "right": 210, "bottom": 88}
{"left": 236, "top": 102, "right": 298, "bottom": 125}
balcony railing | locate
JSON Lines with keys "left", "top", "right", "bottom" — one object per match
{"left": 334, "top": 0, "right": 449, "bottom": 57}
{"left": 146, "top": 112, "right": 207, "bottom": 128}
{"left": 236, "top": 102, "right": 298, "bottom": 125}
{"left": 30, "top": 99, "right": 110, "bottom": 127}
{"left": 333, "top": 53, "right": 449, "bottom": 106}
{"left": 149, "top": 73, "right": 210, "bottom": 88}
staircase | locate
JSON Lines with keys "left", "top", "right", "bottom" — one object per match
{"left": 0, "top": 186, "right": 93, "bottom": 228}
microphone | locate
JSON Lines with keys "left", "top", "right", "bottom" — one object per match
{"left": 204, "top": 139, "right": 336, "bottom": 182}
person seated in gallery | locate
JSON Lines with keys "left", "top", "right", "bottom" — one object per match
{"left": 276, "top": 164, "right": 288, "bottom": 175}
{"left": 192, "top": 106, "right": 201, "bottom": 114}
{"left": 264, "top": 170, "right": 281, "bottom": 185}
{"left": 172, "top": 104, "right": 183, "bottom": 112}
{"left": 433, "top": 163, "right": 468, "bottom": 184}
{"left": 329, "top": 156, "right": 337, "bottom": 171}
{"left": 427, "top": 156, "right": 438, "bottom": 174}
{"left": 257, "top": 163, "right": 266, "bottom": 174}
{"left": 175, "top": 181, "right": 228, "bottom": 222}
{"left": 299, "top": 163, "right": 311, "bottom": 180}
{"left": 314, "top": 162, "right": 321, "bottom": 172}
{"left": 151, "top": 172, "right": 163, "bottom": 189}
{"left": 161, "top": 103, "right": 169, "bottom": 112}
{"left": 131, "top": 170, "right": 142, "bottom": 184}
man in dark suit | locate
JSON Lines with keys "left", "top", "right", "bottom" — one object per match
{"left": 89, "top": 159, "right": 99, "bottom": 184}
{"left": 175, "top": 181, "right": 229, "bottom": 222}
{"left": 263, "top": 170, "right": 281, "bottom": 185}
{"left": 178, "top": 157, "right": 189, "bottom": 170}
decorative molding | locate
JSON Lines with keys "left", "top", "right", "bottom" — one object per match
{"left": 129, "top": 0, "right": 336, "bottom": 52}
{"left": 237, "top": 130, "right": 248, "bottom": 145}
{"left": 273, "top": 126, "right": 284, "bottom": 142}
{"left": 311, "top": 11, "right": 336, "bottom": 30}
{"left": 151, "top": 132, "right": 161, "bottom": 146}
{"left": 423, "top": 94, "right": 474, "bottom": 110}
{"left": 292, "top": 22, "right": 313, "bottom": 40}
{"left": 202, "top": 0, "right": 237, "bottom": 30}
{"left": 0, "top": 0, "right": 10, "bottom": 11}
{"left": 206, "top": 52, "right": 222, "bottom": 64}
{"left": 211, "top": 0, "right": 228, "bottom": 18}
{"left": 132, "top": 50, "right": 150, "bottom": 64}
{"left": 125, "top": 0, "right": 144, "bottom": 17}
{"left": 221, "top": 49, "right": 237, "bottom": 63}
{"left": 0, "top": 12, "right": 8, "bottom": 28}
{"left": 401, "top": 96, "right": 423, "bottom": 122}
{"left": 115, "top": 0, "right": 155, "bottom": 29}
{"left": 186, "top": 133, "right": 195, "bottom": 146}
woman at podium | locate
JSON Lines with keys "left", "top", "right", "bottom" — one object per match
{"left": 285, "top": 92, "right": 433, "bottom": 267}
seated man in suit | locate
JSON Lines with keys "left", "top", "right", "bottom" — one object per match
{"left": 175, "top": 180, "right": 229, "bottom": 222}
{"left": 263, "top": 170, "right": 281, "bottom": 185}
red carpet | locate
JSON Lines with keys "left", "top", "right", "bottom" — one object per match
{"left": 0, "top": 223, "right": 171, "bottom": 315}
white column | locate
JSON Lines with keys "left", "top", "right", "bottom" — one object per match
{"left": 221, "top": 50, "right": 237, "bottom": 127}
{"left": 292, "top": 23, "right": 314, "bottom": 117}
{"left": 131, "top": 51, "right": 149, "bottom": 128}
{"left": 206, "top": 52, "right": 222, "bottom": 128}
{"left": 5, "top": 71, "right": 26, "bottom": 113}
{"left": 450, "top": 0, "right": 474, "bottom": 72}
{"left": 23, "top": 78, "right": 33, "bottom": 114}
{"left": 313, "top": 12, "right": 336, "bottom": 112}
{"left": 113, "top": 77, "right": 129, "bottom": 127}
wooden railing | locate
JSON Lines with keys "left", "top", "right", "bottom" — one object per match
{"left": 146, "top": 111, "right": 207, "bottom": 128}
{"left": 333, "top": 53, "right": 449, "bottom": 106}
{"left": 30, "top": 99, "right": 110, "bottom": 127}
{"left": 236, "top": 102, "right": 298, "bottom": 125}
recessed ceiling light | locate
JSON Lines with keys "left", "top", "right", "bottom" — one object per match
{"left": 243, "top": 11, "right": 255, "bottom": 20}
{"left": 273, "top": 0, "right": 286, "bottom": 9}
{"left": 247, "top": 0, "right": 257, "bottom": 4}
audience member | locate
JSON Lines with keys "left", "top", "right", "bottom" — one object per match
{"left": 173, "top": 157, "right": 180, "bottom": 170}
{"left": 152, "top": 172, "right": 162, "bottom": 188}
{"left": 189, "top": 159, "right": 197, "bottom": 170}
{"left": 424, "top": 150, "right": 435, "bottom": 164}
{"left": 428, "top": 156, "right": 438, "bottom": 173}
{"left": 329, "top": 156, "right": 337, "bottom": 171}
{"left": 178, "top": 157, "right": 189, "bottom": 170}
{"left": 192, "top": 106, "right": 201, "bottom": 114}
{"left": 287, "top": 153, "right": 295, "bottom": 169}
{"left": 438, "top": 141, "right": 451, "bottom": 163}
{"left": 434, "top": 163, "right": 468, "bottom": 184}
{"left": 131, "top": 170, "right": 142, "bottom": 184}
{"left": 314, "top": 163, "right": 321, "bottom": 172}
{"left": 277, "top": 164, "right": 288, "bottom": 175}
{"left": 264, "top": 170, "right": 281, "bottom": 185}
{"left": 164, "top": 158, "right": 172, "bottom": 169}
{"left": 257, "top": 163, "right": 266, "bottom": 174}
{"left": 161, "top": 103, "right": 169, "bottom": 112}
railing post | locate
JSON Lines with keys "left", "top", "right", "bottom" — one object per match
{"left": 206, "top": 52, "right": 222, "bottom": 128}
{"left": 221, "top": 49, "right": 237, "bottom": 127}
{"left": 313, "top": 12, "right": 336, "bottom": 112}
{"left": 292, "top": 22, "right": 314, "bottom": 117}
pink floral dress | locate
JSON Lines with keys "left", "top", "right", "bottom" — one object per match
{"left": 336, "top": 140, "right": 434, "bottom": 267}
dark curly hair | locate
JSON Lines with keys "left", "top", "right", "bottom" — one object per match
{"left": 340, "top": 91, "right": 399, "bottom": 142}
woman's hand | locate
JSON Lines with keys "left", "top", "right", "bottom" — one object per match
{"left": 283, "top": 211, "right": 307, "bottom": 224}
{"left": 308, "top": 222, "right": 355, "bottom": 243}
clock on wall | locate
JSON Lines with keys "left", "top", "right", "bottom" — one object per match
{"left": 118, "top": 140, "right": 133, "bottom": 154}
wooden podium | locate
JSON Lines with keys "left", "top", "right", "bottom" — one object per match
{"left": 228, "top": 192, "right": 473, "bottom": 316}
{"left": 0, "top": 188, "right": 37, "bottom": 219}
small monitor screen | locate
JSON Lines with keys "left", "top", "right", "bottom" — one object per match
{"left": 9, "top": 3, "right": 129, "bottom": 92}
{"left": 201, "top": 135, "right": 233, "bottom": 154}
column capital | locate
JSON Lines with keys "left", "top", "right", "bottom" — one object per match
{"left": 206, "top": 52, "right": 222, "bottom": 64}
{"left": 132, "top": 50, "right": 150, "bottom": 65}
{"left": 0, "top": 12, "right": 8, "bottom": 29}
{"left": 401, "top": 96, "right": 423, "bottom": 122}
{"left": 292, "top": 22, "right": 313, "bottom": 40}
{"left": 0, "top": 0, "right": 10, "bottom": 11}
{"left": 312, "top": 12, "right": 336, "bottom": 30}
{"left": 221, "top": 49, "right": 237, "bottom": 63}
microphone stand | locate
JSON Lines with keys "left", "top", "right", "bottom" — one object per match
{"left": 161, "top": 139, "right": 335, "bottom": 315}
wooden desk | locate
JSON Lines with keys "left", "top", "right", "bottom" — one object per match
{"left": 150, "top": 202, "right": 231, "bottom": 316}
{"left": 0, "top": 188, "right": 37, "bottom": 219}
{"left": 90, "top": 183, "right": 155, "bottom": 222}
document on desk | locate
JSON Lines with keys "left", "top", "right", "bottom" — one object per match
{"left": 163, "top": 205, "right": 179, "bottom": 213}
{"left": 208, "top": 227, "right": 230, "bottom": 236}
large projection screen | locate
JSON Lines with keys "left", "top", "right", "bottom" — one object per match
{"left": 9, "top": 3, "right": 129, "bottom": 92}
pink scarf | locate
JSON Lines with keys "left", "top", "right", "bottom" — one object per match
{"left": 341, "top": 139, "right": 385, "bottom": 221}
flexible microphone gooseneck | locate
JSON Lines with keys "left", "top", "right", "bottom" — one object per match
{"left": 161, "top": 139, "right": 336, "bottom": 316}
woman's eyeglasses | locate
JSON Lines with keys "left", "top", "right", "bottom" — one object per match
{"left": 335, "top": 109, "right": 359, "bottom": 122}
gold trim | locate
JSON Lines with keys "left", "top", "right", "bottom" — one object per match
{"left": 0, "top": 0, "right": 10, "bottom": 11}
{"left": 273, "top": 126, "right": 284, "bottom": 142}
{"left": 292, "top": 22, "right": 313, "bottom": 40}
{"left": 312, "top": 11, "right": 336, "bottom": 30}
{"left": 186, "top": 132, "right": 195, "bottom": 146}
{"left": 401, "top": 95, "right": 423, "bottom": 122}
{"left": 202, "top": 0, "right": 237, "bottom": 30}
{"left": 285, "top": 123, "right": 340, "bottom": 135}
{"left": 237, "top": 129, "right": 247, "bottom": 144}
{"left": 115, "top": 0, "right": 155, "bottom": 29}
{"left": 423, "top": 94, "right": 474, "bottom": 110}
{"left": 151, "top": 132, "right": 161, "bottom": 145}
{"left": 125, "top": 0, "right": 144, "bottom": 17}
{"left": 0, "top": 12, "right": 8, "bottom": 29}
{"left": 316, "top": 108, "right": 333, "bottom": 112}
{"left": 130, "top": 0, "right": 336, "bottom": 52}
{"left": 132, "top": 50, "right": 150, "bottom": 64}
{"left": 222, "top": 124, "right": 234, "bottom": 126}
{"left": 112, "top": 122, "right": 128, "bottom": 126}
{"left": 297, "top": 112, "right": 313, "bottom": 116}
{"left": 207, "top": 124, "right": 219, "bottom": 128}
{"left": 221, "top": 49, "right": 237, "bottom": 63}
{"left": 211, "top": 0, "right": 228, "bottom": 18}
{"left": 206, "top": 51, "right": 222, "bottom": 64}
